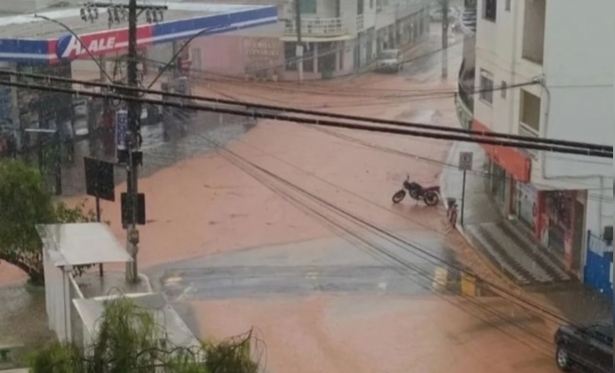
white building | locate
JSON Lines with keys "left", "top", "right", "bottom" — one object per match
{"left": 471, "top": 0, "right": 613, "bottom": 273}
{"left": 280, "top": 0, "right": 431, "bottom": 80}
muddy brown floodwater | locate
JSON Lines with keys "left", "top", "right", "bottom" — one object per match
{"left": 190, "top": 295, "right": 559, "bottom": 373}
{"left": 0, "top": 29, "right": 559, "bottom": 373}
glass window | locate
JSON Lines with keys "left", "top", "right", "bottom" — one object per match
{"left": 484, "top": 0, "right": 496, "bottom": 21}
{"left": 299, "top": 0, "right": 316, "bottom": 14}
{"left": 479, "top": 69, "right": 494, "bottom": 104}
{"left": 589, "top": 324, "right": 613, "bottom": 346}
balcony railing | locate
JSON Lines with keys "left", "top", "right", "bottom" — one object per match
{"left": 284, "top": 17, "right": 348, "bottom": 37}
{"left": 459, "top": 6, "right": 477, "bottom": 36}
{"left": 458, "top": 81, "right": 474, "bottom": 112}
{"left": 518, "top": 122, "right": 539, "bottom": 157}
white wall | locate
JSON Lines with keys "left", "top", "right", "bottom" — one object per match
{"left": 586, "top": 190, "right": 613, "bottom": 238}
{"left": 536, "top": 0, "right": 613, "bottom": 181}
{"left": 475, "top": 0, "right": 613, "bottom": 189}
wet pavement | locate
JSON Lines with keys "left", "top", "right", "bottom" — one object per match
{"left": 0, "top": 285, "right": 54, "bottom": 365}
{"left": 440, "top": 141, "right": 613, "bottom": 324}
{"left": 151, "top": 232, "right": 464, "bottom": 302}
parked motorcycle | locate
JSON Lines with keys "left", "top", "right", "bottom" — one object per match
{"left": 392, "top": 175, "right": 440, "bottom": 206}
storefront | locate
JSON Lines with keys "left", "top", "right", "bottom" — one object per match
{"left": 0, "top": 2, "right": 278, "bottom": 152}
{"left": 539, "top": 190, "right": 585, "bottom": 271}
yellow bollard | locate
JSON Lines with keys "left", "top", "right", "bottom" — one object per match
{"left": 460, "top": 272, "right": 477, "bottom": 297}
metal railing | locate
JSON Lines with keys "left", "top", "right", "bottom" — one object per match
{"left": 459, "top": 6, "right": 477, "bottom": 35}
{"left": 284, "top": 17, "right": 347, "bottom": 37}
{"left": 458, "top": 81, "right": 474, "bottom": 112}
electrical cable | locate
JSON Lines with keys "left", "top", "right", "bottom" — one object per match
{"left": 3, "top": 70, "right": 611, "bottom": 154}
{"left": 0, "top": 77, "right": 611, "bottom": 158}
{"left": 187, "top": 127, "right": 572, "bottom": 323}
{"left": 181, "top": 123, "right": 560, "bottom": 354}
{"left": 164, "top": 108, "right": 585, "bottom": 329}
{"left": 182, "top": 122, "right": 555, "bottom": 354}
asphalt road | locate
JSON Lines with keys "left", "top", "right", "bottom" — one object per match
{"left": 151, "top": 232, "right": 463, "bottom": 303}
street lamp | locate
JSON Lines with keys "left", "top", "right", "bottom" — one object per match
{"left": 32, "top": 14, "right": 113, "bottom": 82}
{"left": 147, "top": 24, "right": 228, "bottom": 89}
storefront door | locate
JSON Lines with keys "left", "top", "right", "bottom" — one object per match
{"left": 491, "top": 163, "right": 507, "bottom": 207}
{"left": 548, "top": 221, "right": 566, "bottom": 255}
{"left": 516, "top": 181, "right": 537, "bottom": 229}
{"left": 572, "top": 200, "right": 585, "bottom": 272}
{"left": 545, "top": 191, "right": 572, "bottom": 256}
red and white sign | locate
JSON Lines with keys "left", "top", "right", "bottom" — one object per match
{"left": 53, "top": 25, "right": 153, "bottom": 60}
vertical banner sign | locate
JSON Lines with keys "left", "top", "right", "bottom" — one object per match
{"left": 115, "top": 109, "right": 128, "bottom": 151}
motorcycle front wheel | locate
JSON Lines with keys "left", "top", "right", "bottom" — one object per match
{"left": 392, "top": 190, "right": 406, "bottom": 204}
{"left": 424, "top": 191, "right": 440, "bottom": 206}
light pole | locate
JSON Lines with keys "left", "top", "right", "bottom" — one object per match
{"left": 33, "top": 14, "right": 113, "bottom": 82}
{"left": 147, "top": 24, "right": 228, "bottom": 90}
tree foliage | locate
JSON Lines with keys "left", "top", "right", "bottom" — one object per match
{"left": 29, "top": 296, "right": 262, "bottom": 373}
{"left": 0, "top": 159, "right": 98, "bottom": 285}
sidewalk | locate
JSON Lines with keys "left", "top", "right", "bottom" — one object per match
{"left": 440, "top": 141, "right": 613, "bottom": 324}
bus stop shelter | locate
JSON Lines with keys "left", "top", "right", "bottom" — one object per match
{"left": 37, "top": 222, "right": 132, "bottom": 342}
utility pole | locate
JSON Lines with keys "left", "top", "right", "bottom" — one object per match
{"left": 441, "top": 0, "right": 449, "bottom": 79}
{"left": 78, "top": 1, "right": 166, "bottom": 283}
{"left": 125, "top": 0, "right": 140, "bottom": 283}
{"left": 294, "top": 0, "right": 304, "bottom": 83}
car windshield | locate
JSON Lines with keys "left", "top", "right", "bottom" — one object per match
{"left": 380, "top": 51, "right": 398, "bottom": 60}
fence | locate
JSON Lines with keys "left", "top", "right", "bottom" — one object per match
{"left": 584, "top": 231, "right": 613, "bottom": 300}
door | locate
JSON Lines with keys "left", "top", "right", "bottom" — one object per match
{"left": 572, "top": 200, "right": 585, "bottom": 272}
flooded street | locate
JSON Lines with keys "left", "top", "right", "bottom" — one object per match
{"left": 0, "top": 27, "right": 561, "bottom": 372}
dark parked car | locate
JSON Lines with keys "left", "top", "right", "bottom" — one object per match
{"left": 554, "top": 321, "right": 612, "bottom": 372}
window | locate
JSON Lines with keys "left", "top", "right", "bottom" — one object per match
{"left": 299, "top": 0, "right": 316, "bottom": 14}
{"left": 500, "top": 81, "right": 507, "bottom": 99}
{"left": 505, "top": 0, "right": 511, "bottom": 11}
{"left": 483, "top": 0, "right": 496, "bottom": 21}
{"left": 522, "top": 0, "right": 545, "bottom": 64}
{"left": 520, "top": 89, "right": 541, "bottom": 133}
{"left": 479, "top": 69, "right": 494, "bottom": 104}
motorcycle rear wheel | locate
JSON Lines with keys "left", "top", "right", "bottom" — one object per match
{"left": 392, "top": 190, "right": 406, "bottom": 204}
{"left": 424, "top": 191, "right": 440, "bottom": 206}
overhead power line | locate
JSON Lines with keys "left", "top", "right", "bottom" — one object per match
{"left": 3, "top": 70, "right": 611, "bottom": 153}
{"left": 0, "top": 78, "right": 611, "bottom": 158}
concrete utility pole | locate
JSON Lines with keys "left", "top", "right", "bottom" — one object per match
{"left": 125, "top": 0, "right": 140, "bottom": 283}
{"left": 441, "top": 0, "right": 449, "bottom": 79}
{"left": 294, "top": 0, "right": 304, "bottom": 83}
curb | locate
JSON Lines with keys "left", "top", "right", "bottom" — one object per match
{"left": 438, "top": 142, "right": 523, "bottom": 291}
{"left": 439, "top": 142, "right": 567, "bottom": 323}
